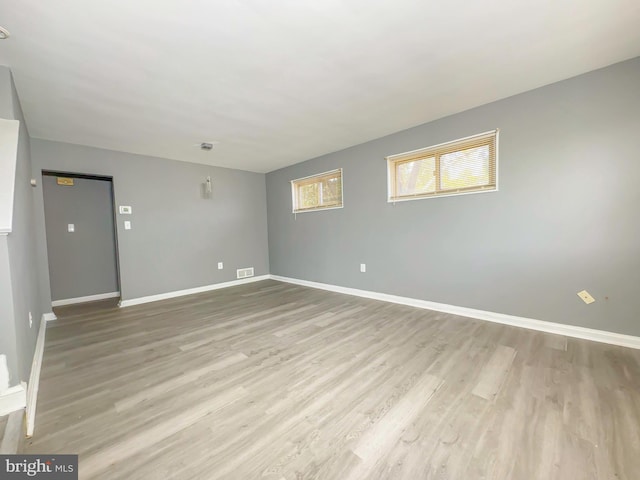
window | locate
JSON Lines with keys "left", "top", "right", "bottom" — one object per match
{"left": 291, "top": 168, "right": 343, "bottom": 213}
{"left": 387, "top": 130, "right": 498, "bottom": 202}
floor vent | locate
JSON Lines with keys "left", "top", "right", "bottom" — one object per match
{"left": 236, "top": 267, "right": 254, "bottom": 279}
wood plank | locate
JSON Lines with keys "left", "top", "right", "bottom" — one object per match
{"left": 81, "top": 386, "right": 247, "bottom": 478}
{"left": 472, "top": 345, "right": 517, "bottom": 400}
{"left": 351, "top": 373, "right": 443, "bottom": 463}
{"left": 114, "top": 352, "right": 248, "bottom": 412}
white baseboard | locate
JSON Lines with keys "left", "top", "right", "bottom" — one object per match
{"left": 119, "top": 275, "right": 271, "bottom": 308}
{"left": 270, "top": 275, "right": 640, "bottom": 350}
{"left": 51, "top": 291, "right": 120, "bottom": 307}
{"left": 25, "top": 315, "right": 48, "bottom": 437}
{"left": 42, "top": 312, "right": 57, "bottom": 322}
{"left": 0, "top": 383, "right": 26, "bottom": 417}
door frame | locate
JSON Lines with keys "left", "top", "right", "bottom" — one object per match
{"left": 41, "top": 170, "right": 123, "bottom": 302}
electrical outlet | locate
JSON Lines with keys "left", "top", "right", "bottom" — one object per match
{"left": 218, "top": 262, "right": 223, "bottom": 270}
{"left": 68, "top": 223, "right": 75, "bottom": 232}
{"left": 360, "top": 263, "right": 366, "bottom": 273}
{"left": 577, "top": 290, "right": 595, "bottom": 304}
{"left": 29, "top": 312, "right": 33, "bottom": 328}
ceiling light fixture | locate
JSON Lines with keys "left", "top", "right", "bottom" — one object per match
{"left": 0, "top": 27, "right": 10, "bottom": 39}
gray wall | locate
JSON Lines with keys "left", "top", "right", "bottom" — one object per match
{"left": 31, "top": 139, "right": 269, "bottom": 304}
{"left": 0, "top": 68, "right": 13, "bottom": 122}
{"left": 42, "top": 175, "right": 119, "bottom": 301}
{"left": 266, "top": 57, "right": 640, "bottom": 337}
{"left": 0, "top": 67, "right": 43, "bottom": 386}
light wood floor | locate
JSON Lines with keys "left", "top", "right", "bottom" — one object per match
{"left": 22, "top": 280, "right": 640, "bottom": 479}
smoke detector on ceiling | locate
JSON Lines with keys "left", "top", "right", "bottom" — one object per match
{"left": 0, "top": 27, "right": 10, "bottom": 40}
{"left": 199, "top": 141, "right": 218, "bottom": 151}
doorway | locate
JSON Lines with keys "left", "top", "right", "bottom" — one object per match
{"left": 41, "top": 171, "right": 121, "bottom": 306}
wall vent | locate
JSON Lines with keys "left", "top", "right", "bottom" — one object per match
{"left": 236, "top": 267, "right": 254, "bottom": 279}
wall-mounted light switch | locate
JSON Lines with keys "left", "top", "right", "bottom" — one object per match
{"left": 577, "top": 290, "right": 595, "bottom": 304}
{"left": 360, "top": 263, "right": 366, "bottom": 273}
{"left": 124, "top": 221, "right": 131, "bottom": 230}
{"left": 68, "top": 224, "right": 75, "bottom": 232}
{"left": 218, "top": 262, "right": 224, "bottom": 270}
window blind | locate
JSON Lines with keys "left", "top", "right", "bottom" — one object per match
{"left": 387, "top": 130, "right": 497, "bottom": 201}
{"left": 292, "top": 169, "right": 343, "bottom": 213}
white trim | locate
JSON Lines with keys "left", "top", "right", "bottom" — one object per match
{"left": 292, "top": 205, "right": 345, "bottom": 214}
{"left": 495, "top": 128, "right": 500, "bottom": 192}
{"left": 0, "top": 383, "right": 26, "bottom": 417}
{"left": 387, "top": 186, "right": 497, "bottom": 204}
{"left": 51, "top": 291, "right": 120, "bottom": 307}
{"left": 0, "top": 119, "right": 20, "bottom": 235}
{"left": 119, "top": 275, "right": 270, "bottom": 308}
{"left": 0, "top": 355, "right": 8, "bottom": 392}
{"left": 0, "top": 410, "right": 23, "bottom": 454}
{"left": 25, "top": 315, "right": 48, "bottom": 437}
{"left": 269, "top": 275, "right": 640, "bottom": 350}
{"left": 42, "top": 312, "right": 57, "bottom": 322}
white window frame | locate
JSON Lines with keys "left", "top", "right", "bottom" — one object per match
{"left": 291, "top": 168, "right": 344, "bottom": 214}
{"left": 386, "top": 129, "right": 499, "bottom": 203}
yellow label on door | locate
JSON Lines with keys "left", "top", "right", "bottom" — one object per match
{"left": 57, "top": 177, "right": 74, "bottom": 186}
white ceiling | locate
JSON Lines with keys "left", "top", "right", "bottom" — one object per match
{"left": 0, "top": 1, "right": 639, "bottom": 173}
